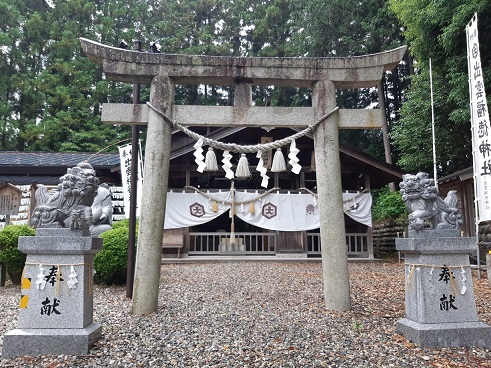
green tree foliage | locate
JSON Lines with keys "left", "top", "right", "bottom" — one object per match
{"left": 371, "top": 186, "right": 407, "bottom": 222}
{"left": 0, "top": 0, "right": 409, "bottom": 162}
{"left": 289, "top": 0, "right": 409, "bottom": 160}
{"left": 389, "top": 0, "right": 491, "bottom": 175}
{"left": 0, "top": 225, "right": 35, "bottom": 283}
{"left": 0, "top": 0, "right": 136, "bottom": 153}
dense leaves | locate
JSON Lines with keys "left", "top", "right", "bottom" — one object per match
{"left": 371, "top": 186, "right": 407, "bottom": 222}
{"left": 3, "top": 0, "right": 486, "bottom": 178}
{"left": 94, "top": 226, "right": 130, "bottom": 285}
{"left": 389, "top": 0, "right": 491, "bottom": 175}
{"left": 0, "top": 225, "right": 35, "bottom": 283}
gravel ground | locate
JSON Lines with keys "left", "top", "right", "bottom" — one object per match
{"left": 0, "top": 261, "right": 490, "bottom": 367}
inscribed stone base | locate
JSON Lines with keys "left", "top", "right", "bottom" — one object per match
{"left": 2, "top": 228, "right": 102, "bottom": 358}
{"left": 396, "top": 318, "right": 491, "bottom": 348}
{"left": 396, "top": 236, "right": 491, "bottom": 348}
{"left": 2, "top": 323, "right": 102, "bottom": 358}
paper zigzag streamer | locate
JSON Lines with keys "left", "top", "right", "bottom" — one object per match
{"left": 288, "top": 140, "right": 302, "bottom": 174}
{"left": 256, "top": 151, "right": 269, "bottom": 188}
{"left": 460, "top": 265, "right": 467, "bottom": 295}
{"left": 221, "top": 150, "right": 235, "bottom": 179}
{"left": 67, "top": 265, "right": 79, "bottom": 289}
{"left": 193, "top": 138, "right": 207, "bottom": 173}
{"left": 36, "top": 264, "right": 47, "bottom": 290}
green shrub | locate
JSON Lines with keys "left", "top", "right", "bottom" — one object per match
{"left": 372, "top": 186, "right": 407, "bottom": 222}
{"left": 94, "top": 226, "right": 130, "bottom": 285}
{"left": 0, "top": 225, "right": 35, "bottom": 283}
{"left": 112, "top": 218, "right": 138, "bottom": 232}
{"left": 112, "top": 219, "right": 130, "bottom": 229}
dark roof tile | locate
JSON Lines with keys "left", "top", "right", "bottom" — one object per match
{"left": 0, "top": 151, "right": 119, "bottom": 168}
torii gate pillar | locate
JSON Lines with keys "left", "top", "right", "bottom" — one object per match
{"left": 132, "top": 76, "right": 174, "bottom": 314}
{"left": 313, "top": 80, "right": 351, "bottom": 309}
{"left": 80, "top": 38, "right": 406, "bottom": 314}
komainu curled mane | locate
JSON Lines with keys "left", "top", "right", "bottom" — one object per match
{"left": 31, "top": 162, "right": 99, "bottom": 230}
{"left": 399, "top": 172, "right": 463, "bottom": 231}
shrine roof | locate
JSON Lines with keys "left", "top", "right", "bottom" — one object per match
{"left": 0, "top": 152, "right": 121, "bottom": 185}
{"left": 0, "top": 151, "right": 119, "bottom": 168}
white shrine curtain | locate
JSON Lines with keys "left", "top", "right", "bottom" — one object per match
{"left": 163, "top": 191, "right": 372, "bottom": 230}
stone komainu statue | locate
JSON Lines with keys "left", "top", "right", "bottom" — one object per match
{"left": 31, "top": 162, "right": 99, "bottom": 230}
{"left": 399, "top": 172, "right": 463, "bottom": 231}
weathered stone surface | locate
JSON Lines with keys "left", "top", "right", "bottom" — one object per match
{"left": 2, "top": 228, "right": 102, "bottom": 357}
{"left": 396, "top": 235, "right": 491, "bottom": 347}
{"left": 400, "top": 172, "right": 463, "bottom": 232}
{"left": 396, "top": 318, "right": 491, "bottom": 348}
{"left": 17, "top": 254, "right": 96, "bottom": 329}
{"left": 101, "top": 103, "right": 383, "bottom": 129}
{"left": 31, "top": 163, "right": 99, "bottom": 230}
{"left": 313, "top": 80, "right": 351, "bottom": 311}
{"left": 2, "top": 324, "right": 101, "bottom": 358}
{"left": 80, "top": 38, "right": 407, "bottom": 88}
{"left": 402, "top": 253, "right": 478, "bottom": 324}
{"left": 131, "top": 76, "right": 173, "bottom": 315}
{"left": 396, "top": 236, "right": 475, "bottom": 254}
{"left": 19, "top": 229, "right": 102, "bottom": 254}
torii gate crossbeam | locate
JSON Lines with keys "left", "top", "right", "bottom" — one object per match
{"left": 80, "top": 38, "right": 406, "bottom": 314}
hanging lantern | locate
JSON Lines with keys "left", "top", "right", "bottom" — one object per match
{"left": 271, "top": 148, "right": 286, "bottom": 172}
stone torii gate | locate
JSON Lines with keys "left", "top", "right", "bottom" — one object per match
{"left": 80, "top": 38, "right": 406, "bottom": 315}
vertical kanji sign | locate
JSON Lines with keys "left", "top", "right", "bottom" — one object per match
{"left": 118, "top": 142, "right": 143, "bottom": 218}
{"left": 467, "top": 14, "right": 491, "bottom": 222}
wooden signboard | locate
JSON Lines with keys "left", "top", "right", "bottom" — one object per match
{"left": 0, "top": 183, "right": 22, "bottom": 216}
{"left": 261, "top": 137, "right": 273, "bottom": 169}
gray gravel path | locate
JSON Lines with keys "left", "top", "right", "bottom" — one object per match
{"left": 0, "top": 262, "right": 490, "bottom": 367}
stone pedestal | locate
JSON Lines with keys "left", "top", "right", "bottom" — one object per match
{"left": 2, "top": 228, "right": 102, "bottom": 358}
{"left": 487, "top": 252, "right": 491, "bottom": 284}
{"left": 396, "top": 232, "right": 491, "bottom": 348}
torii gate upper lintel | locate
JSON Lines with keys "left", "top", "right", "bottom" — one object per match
{"left": 80, "top": 37, "right": 406, "bottom": 88}
{"left": 80, "top": 38, "right": 407, "bottom": 315}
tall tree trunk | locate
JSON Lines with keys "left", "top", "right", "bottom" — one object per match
{"left": 378, "top": 78, "right": 396, "bottom": 192}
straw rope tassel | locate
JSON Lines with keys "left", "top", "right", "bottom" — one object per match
{"left": 271, "top": 148, "right": 286, "bottom": 172}
{"left": 204, "top": 147, "right": 218, "bottom": 171}
{"left": 235, "top": 153, "right": 250, "bottom": 178}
